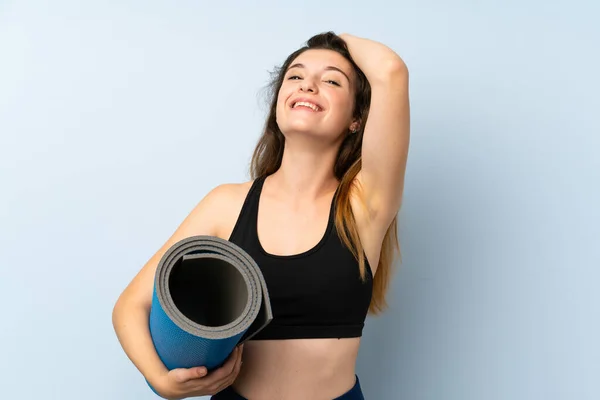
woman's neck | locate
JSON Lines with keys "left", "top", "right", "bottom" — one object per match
{"left": 267, "top": 145, "right": 340, "bottom": 202}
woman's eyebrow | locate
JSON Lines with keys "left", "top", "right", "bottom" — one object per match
{"left": 288, "top": 63, "right": 350, "bottom": 83}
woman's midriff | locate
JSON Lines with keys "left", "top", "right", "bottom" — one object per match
{"left": 231, "top": 337, "right": 361, "bottom": 400}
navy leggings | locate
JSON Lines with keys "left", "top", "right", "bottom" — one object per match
{"left": 211, "top": 375, "right": 364, "bottom": 400}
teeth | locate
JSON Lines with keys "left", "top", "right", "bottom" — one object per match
{"left": 293, "top": 101, "right": 319, "bottom": 111}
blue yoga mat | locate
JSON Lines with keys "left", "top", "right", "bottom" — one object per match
{"left": 147, "top": 235, "right": 272, "bottom": 393}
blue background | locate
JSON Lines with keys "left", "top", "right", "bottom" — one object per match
{"left": 1, "top": 1, "right": 598, "bottom": 399}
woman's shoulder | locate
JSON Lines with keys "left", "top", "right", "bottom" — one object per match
{"left": 204, "top": 180, "right": 253, "bottom": 202}
{"left": 201, "top": 180, "right": 255, "bottom": 239}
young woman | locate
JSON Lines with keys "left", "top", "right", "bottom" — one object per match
{"left": 112, "top": 31, "right": 410, "bottom": 400}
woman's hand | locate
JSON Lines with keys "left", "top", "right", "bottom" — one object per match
{"left": 153, "top": 345, "right": 244, "bottom": 399}
{"left": 338, "top": 33, "right": 407, "bottom": 82}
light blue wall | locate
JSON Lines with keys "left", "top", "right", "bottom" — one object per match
{"left": 1, "top": 1, "right": 598, "bottom": 399}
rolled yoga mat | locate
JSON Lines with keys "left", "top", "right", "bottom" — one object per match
{"left": 147, "top": 235, "right": 272, "bottom": 392}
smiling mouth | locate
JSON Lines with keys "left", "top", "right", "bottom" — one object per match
{"left": 291, "top": 101, "right": 321, "bottom": 112}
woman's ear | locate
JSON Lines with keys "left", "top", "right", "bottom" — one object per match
{"left": 349, "top": 121, "right": 361, "bottom": 133}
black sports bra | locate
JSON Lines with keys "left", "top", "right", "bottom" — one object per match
{"left": 228, "top": 175, "right": 373, "bottom": 340}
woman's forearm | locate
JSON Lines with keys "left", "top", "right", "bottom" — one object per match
{"left": 112, "top": 297, "right": 168, "bottom": 390}
{"left": 339, "top": 33, "right": 407, "bottom": 84}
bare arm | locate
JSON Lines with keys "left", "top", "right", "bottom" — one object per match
{"left": 111, "top": 183, "right": 240, "bottom": 396}
{"left": 340, "top": 33, "right": 410, "bottom": 227}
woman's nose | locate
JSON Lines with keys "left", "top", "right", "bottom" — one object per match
{"left": 300, "top": 79, "right": 317, "bottom": 93}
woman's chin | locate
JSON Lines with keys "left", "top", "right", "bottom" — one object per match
{"left": 282, "top": 130, "right": 343, "bottom": 146}
{"left": 283, "top": 126, "right": 326, "bottom": 137}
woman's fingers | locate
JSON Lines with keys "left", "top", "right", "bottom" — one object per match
{"left": 229, "top": 345, "right": 244, "bottom": 383}
{"left": 215, "top": 346, "right": 241, "bottom": 379}
{"left": 171, "top": 366, "right": 208, "bottom": 384}
{"left": 201, "top": 345, "right": 244, "bottom": 389}
{"left": 167, "top": 345, "right": 244, "bottom": 397}
{"left": 213, "top": 345, "right": 245, "bottom": 393}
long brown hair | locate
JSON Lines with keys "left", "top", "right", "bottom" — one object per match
{"left": 249, "top": 32, "right": 400, "bottom": 314}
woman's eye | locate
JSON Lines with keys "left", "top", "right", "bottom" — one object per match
{"left": 288, "top": 75, "right": 301, "bottom": 80}
{"left": 326, "top": 80, "right": 340, "bottom": 86}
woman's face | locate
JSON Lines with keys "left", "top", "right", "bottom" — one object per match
{"left": 275, "top": 49, "right": 357, "bottom": 142}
